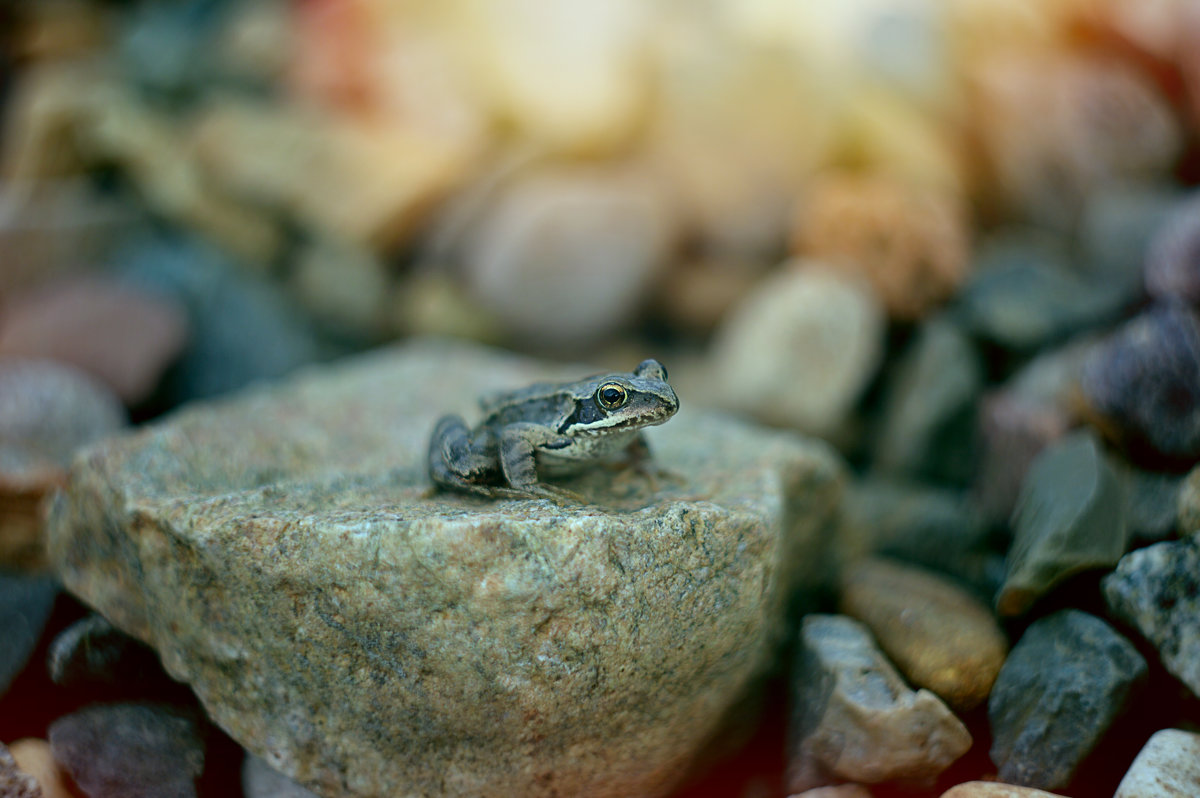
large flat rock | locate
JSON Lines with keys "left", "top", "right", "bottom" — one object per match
{"left": 47, "top": 339, "right": 844, "bottom": 798}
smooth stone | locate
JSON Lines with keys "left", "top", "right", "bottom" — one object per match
{"left": 289, "top": 236, "right": 390, "bottom": 342}
{"left": 939, "top": 783, "right": 1067, "bottom": 798}
{"left": 1145, "top": 191, "right": 1200, "bottom": 306}
{"left": 463, "top": 165, "right": 675, "bottom": 350}
{"left": 1103, "top": 538, "right": 1200, "bottom": 698}
{"left": 1113, "top": 728, "right": 1200, "bottom": 798}
{"left": 1080, "top": 303, "right": 1200, "bottom": 462}
{"left": 0, "top": 358, "right": 125, "bottom": 568}
{"left": 840, "top": 557, "right": 1007, "bottom": 712}
{"left": 844, "top": 478, "right": 998, "bottom": 599}
{"left": 8, "top": 740, "right": 70, "bottom": 798}
{"left": 789, "top": 173, "right": 970, "bottom": 321}
{"left": 0, "top": 573, "right": 60, "bottom": 694}
{"left": 988, "top": 610, "right": 1146, "bottom": 791}
{"left": 47, "top": 613, "right": 165, "bottom": 688}
{"left": 0, "top": 277, "right": 188, "bottom": 404}
{"left": 996, "top": 431, "right": 1127, "bottom": 616}
{"left": 0, "top": 742, "right": 42, "bottom": 798}
{"left": 115, "top": 233, "right": 323, "bottom": 404}
{"left": 786, "top": 614, "right": 971, "bottom": 793}
{"left": 243, "top": 754, "right": 320, "bottom": 798}
{"left": 1124, "top": 467, "right": 1182, "bottom": 544}
{"left": 1182, "top": 465, "right": 1200, "bottom": 534}
{"left": 711, "top": 266, "right": 885, "bottom": 437}
{"left": 189, "top": 96, "right": 478, "bottom": 251}
{"left": 956, "top": 259, "right": 1128, "bottom": 352}
{"left": 47, "top": 338, "right": 845, "bottom": 798}
{"left": 48, "top": 702, "right": 205, "bottom": 798}
{"left": 872, "top": 318, "right": 982, "bottom": 486}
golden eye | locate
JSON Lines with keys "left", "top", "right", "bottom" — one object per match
{"left": 597, "top": 383, "right": 628, "bottom": 409}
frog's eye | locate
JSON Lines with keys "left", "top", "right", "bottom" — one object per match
{"left": 597, "top": 383, "right": 628, "bottom": 410}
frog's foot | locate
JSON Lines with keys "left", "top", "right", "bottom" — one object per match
{"left": 506, "top": 482, "right": 589, "bottom": 506}
{"left": 429, "top": 414, "right": 499, "bottom": 493}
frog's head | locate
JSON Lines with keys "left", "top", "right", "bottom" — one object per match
{"left": 565, "top": 359, "right": 679, "bottom": 436}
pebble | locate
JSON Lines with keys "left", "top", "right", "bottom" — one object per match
{"left": 1124, "top": 467, "right": 1183, "bottom": 544}
{"left": 840, "top": 557, "right": 1007, "bottom": 712}
{"left": 790, "top": 173, "right": 970, "bottom": 320}
{"left": 1080, "top": 303, "right": 1200, "bottom": 462}
{"left": 1103, "top": 537, "right": 1200, "bottom": 699}
{"left": 0, "top": 358, "right": 125, "bottom": 567}
{"left": 115, "top": 233, "right": 322, "bottom": 404}
{"left": 48, "top": 702, "right": 205, "bottom": 798}
{"left": 242, "top": 754, "right": 320, "bottom": 798}
{"left": 1113, "top": 728, "right": 1200, "bottom": 798}
{"left": 0, "top": 277, "right": 188, "bottom": 404}
{"left": 0, "top": 742, "right": 42, "bottom": 798}
{"left": 1080, "top": 184, "right": 1182, "bottom": 296}
{"left": 0, "top": 573, "right": 59, "bottom": 694}
{"left": 872, "top": 317, "right": 982, "bottom": 486}
{"left": 710, "top": 266, "right": 885, "bottom": 436}
{"left": 1181, "top": 465, "right": 1200, "bottom": 534}
{"left": 988, "top": 610, "right": 1147, "bottom": 791}
{"left": 788, "top": 786, "right": 874, "bottom": 798}
{"left": 8, "top": 739, "right": 72, "bottom": 798}
{"left": 463, "top": 165, "right": 675, "bottom": 350}
{"left": 1145, "top": 191, "right": 1200, "bottom": 306}
{"left": 289, "top": 235, "right": 390, "bottom": 342}
{"left": 996, "top": 431, "right": 1127, "bottom": 616}
{"left": 844, "top": 478, "right": 998, "bottom": 599}
{"left": 787, "top": 614, "right": 971, "bottom": 793}
{"left": 939, "top": 784, "right": 1067, "bottom": 798}
{"left": 47, "top": 613, "right": 165, "bottom": 688}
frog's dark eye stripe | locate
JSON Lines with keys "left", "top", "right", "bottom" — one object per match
{"left": 597, "top": 383, "right": 628, "bottom": 410}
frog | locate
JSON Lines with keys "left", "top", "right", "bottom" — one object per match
{"left": 428, "top": 359, "right": 679, "bottom": 501}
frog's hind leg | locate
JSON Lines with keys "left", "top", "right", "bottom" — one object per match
{"left": 428, "top": 414, "right": 499, "bottom": 494}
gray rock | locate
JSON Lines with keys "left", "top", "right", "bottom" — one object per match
{"left": 1079, "top": 183, "right": 1181, "bottom": 295}
{"left": 873, "top": 317, "right": 982, "bottom": 486}
{"left": 988, "top": 610, "right": 1147, "bottom": 791}
{"left": 786, "top": 614, "right": 971, "bottom": 793}
{"left": 1123, "top": 468, "right": 1182, "bottom": 544}
{"left": 48, "top": 702, "right": 205, "bottom": 798}
{"left": 243, "top": 754, "right": 320, "bottom": 798}
{"left": 0, "top": 742, "right": 42, "bottom": 798}
{"left": 1180, "top": 464, "right": 1200, "bottom": 534}
{"left": 115, "top": 232, "right": 323, "bottom": 404}
{"left": 1103, "top": 537, "right": 1200, "bottom": 698}
{"left": 1145, "top": 191, "right": 1200, "bottom": 306}
{"left": 0, "top": 573, "right": 59, "bottom": 695}
{"left": 47, "top": 338, "right": 845, "bottom": 798}
{"left": 996, "top": 431, "right": 1127, "bottom": 616}
{"left": 47, "top": 613, "right": 165, "bottom": 688}
{"left": 1080, "top": 303, "right": 1200, "bottom": 462}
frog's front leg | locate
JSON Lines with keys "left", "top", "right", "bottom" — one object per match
{"left": 499, "top": 423, "right": 584, "bottom": 502}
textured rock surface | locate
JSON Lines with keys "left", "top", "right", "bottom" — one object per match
{"left": 47, "top": 339, "right": 844, "bottom": 798}
{"left": 711, "top": 267, "right": 884, "bottom": 436}
{"left": 1113, "top": 728, "right": 1200, "bottom": 798}
{"left": 840, "top": 557, "right": 1007, "bottom": 712}
{"left": 997, "top": 431, "right": 1127, "bottom": 616}
{"left": 0, "top": 573, "right": 60, "bottom": 694}
{"left": 988, "top": 610, "right": 1146, "bottom": 791}
{"left": 0, "top": 742, "right": 42, "bottom": 798}
{"left": 1103, "top": 538, "right": 1200, "bottom": 698}
{"left": 939, "top": 783, "right": 1067, "bottom": 797}
{"left": 48, "top": 702, "right": 205, "bottom": 798}
{"left": 786, "top": 614, "right": 971, "bottom": 793}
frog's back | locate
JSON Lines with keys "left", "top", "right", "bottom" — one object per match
{"left": 478, "top": 385, "right": 578, "bottom": 428}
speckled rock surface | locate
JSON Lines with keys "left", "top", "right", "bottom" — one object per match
{"left": 939, "top": 783, "right": 1067, "bottom": 797}
{"left": 1103, "top": 538, "right": 1200, "bottom": 698}
{"left": 0, "top": 742, "right": 42, "bottom": 798}
{"left": 786, "top": 614, "right": 971, "bottom": 793}
{"left": 988, "top": 610, "right": 1146, "bottom": 791}
{"left": 46, "top": 338, "right": 845, "bottom": 798}
{"left": 1113, "top": 728, "right": 1200, "bottom": 798}
{"left": 840, "top": 557, "right": 1007, "bottom": 712}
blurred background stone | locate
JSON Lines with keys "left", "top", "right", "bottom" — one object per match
{"left": 0, "top": 573, "right": 59, "bottom": 696}
{"left": 1181, "top": 465, "right": 1200, "bottom": 534}
{"left": 1145, "top": 191, "right": 1200, "bottom": 307}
